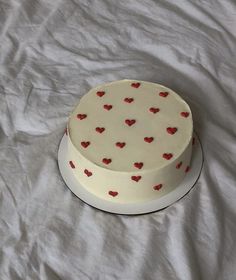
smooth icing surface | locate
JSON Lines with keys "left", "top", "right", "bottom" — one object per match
{"left": 67, "top": 80, "right": 193, "bottom": 203}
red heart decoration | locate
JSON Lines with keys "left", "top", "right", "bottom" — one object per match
{"left": 81, "top": 141, "right": 90, "bottom": 148}
{"left": 124, "top": 97, "right": 134, "bottom": 103}
{"left": 180, "top": 112, "right": 189, "bottom": 118}
{"left": 167, "top": 127, "right": 178, "bottom": 135}
{"left": 84, "top": 169, "right": 92, "bottom": 177}
{"left": 125, "top": 119, "right": 136, "bottom": 126}
{"left": 144, "top": 137, "right": 154, "bottom": 143}
{"left": 153, "top": 184, "right": 163, "bottom": 191}
{"left": 69, "top": 160, "right": 75, "bottom": 169}
{"left": 185, "top": 166, "right": 190, "bottom": 173}
{"left": 192, "top": 137, "right": 195, "bottom": 145}
{"left": 176, "top": 161, "right": 182, "bottom": 169}
{"left": 116, "top": 142, "right": 126, "bottom": 148}
{"left": 96, "top": 127, "right": 105, "bottom": 133}
{"left": 131, "top": 82, "right": 141, "bottom": 88}
{"left": 96, "top": 91, "right": 105, "bottom": 97}
{"left": 109, "top": 191, "right": 118, "bottom": 197}
{"left": 102, "top": 158, "right": 112, "bottom": 165}
{"left": 159, "top": 92, "right": 169, "bottom": 97}
{"left": 163, "top": 153, "right": 173, "bottom": 160}
{"left": 104, "top": 104, "right": 113, "bottom": 111}
{"left": 77, "top": 114, "right": 87, "bottom": 120}
{"left": 131, "top": 176, "right": 142, "bottom": 182}
{"left": 149, "top": 107, "right": 160, "bottom": 114}
{"left": 134, "top": 162, "right": 143, "bottom": 169}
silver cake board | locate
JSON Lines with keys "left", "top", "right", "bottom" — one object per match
{"left": 58, "top": 132, "right": 203, "bottom": 215}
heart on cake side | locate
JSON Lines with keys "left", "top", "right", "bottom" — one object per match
{"left": 166, "top": 127, "right": 178, "bottom": 135}
{"left": 103, "top": 104, "right": 113, "bottom": 111}
{"left": 134, "top": 162, "right": 143, "bottom": 169}
{"left": 153, "top": 184, "right": 163, "bottom": 191}
{"left": 124, "top": 97, "right": 134, "bottom": 103}
{"left": 131, "top": 82, "right": 141, "bottom": 88}
{"left": 81, "top": 141, "right": 90, "bottom": 148}
{"left": 77, "top": 114, "right": 87, "bottom": 120}
{"left": 159, "top": 92, "right": 169, "bottom": 97}
{"left": 180, "top": 112, "right": 190, "bottom": 118}
{"left": 176, "top": 161, "right": 182, "bottom": 169}
{"left": 185, "top": 166, "right": 190, "bottom": 173}
{"left": 149, "top": 107, "right": 160, "bottom": 114}
{"left": 116, "top": 142, "right": 126, "bottom": 148}
{"left": 102, "top": 158, "right": 112, "bottom": 165}
{"left": 69, "top": 160, "right": 75, "bottom": 169}
{"left": 144, "top": 137, "right": 154, "bottom": 143}
{"left": 95, "top": 127, "right": 105, "bottom": 133}
{"left": 96, "top": 91, "right": 105, "bottom": 97}
{"left": 163, "top": 153, "right": 173, "bottom": 160}
{"left": 84, "top": 169, "right": 92, "bottom": 177}
{"left": 131, "top": 175, "right": 142, "bottom": 182}
{"left": 125, "top": 119, "right": 136, "bottom": 126}
{"left": 108, "top": 191, "right": 118, "bottom": 197}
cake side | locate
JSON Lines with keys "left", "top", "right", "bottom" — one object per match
{"left": 67, "top": 130, "right": 192, "bottom": 203}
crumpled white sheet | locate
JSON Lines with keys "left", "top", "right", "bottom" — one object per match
{"left": 1, "top": 0, "right": 236, "bottom": 279}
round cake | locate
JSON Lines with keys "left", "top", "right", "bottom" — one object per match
{"left": 67, "top": 80, "right": 193, "bottom": 203}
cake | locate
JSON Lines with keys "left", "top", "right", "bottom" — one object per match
{"left": 66, "top": 80, "right": 193, "bottom": 203}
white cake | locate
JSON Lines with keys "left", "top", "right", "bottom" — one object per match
{"left": 66, "top": 80, "right": 193, "bottom": 203}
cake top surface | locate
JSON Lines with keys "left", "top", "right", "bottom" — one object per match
{"left": 68, "top": 80, "right": 193, "bottom": 172}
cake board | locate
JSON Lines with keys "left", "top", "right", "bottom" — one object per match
{"left": 58, "top": 132, "right": 203, "bottom": 215}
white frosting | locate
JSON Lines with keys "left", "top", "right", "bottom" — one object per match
{"left": 67, "top": 80, "right": 193, "bottom": 203}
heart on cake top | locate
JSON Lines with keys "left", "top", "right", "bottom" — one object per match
{"left": 131, "top": 82, "right": 141, "bottom": 88}
{"left": 163, "top": 153, "right": 173, "bottom": 160}
{"left": 104, "top": 104, "right": 113, "bottom": 111}
{"left": 180, "top": 112, "right": 189, "bottom": 118}
{"left": 125, "top": 119, "right": 136, "bottom": 126}
{"left": 81, "top": 141, "right": 90, "bottom": 148}
{"left": 134, "top": 162, "right": 143, "bottom": 169}
{"left": 96, "top": 127, "right": 105, "bottom": 133}
{"left": 144, "top": 137, "right": 154, "bottom": 143}
{"left": 167, "top": 127, "right": 178, "bottom": 135}
{"left": 149, "top": 107, "right": 160, "bottom": 114}
{"left": 96, "top": 91, "right": 105, "bottom": 97}
{"left": 109, "top": 190, "right": 118, "bottom": 197}
{"left": 102, "top": 158, "right": 112, "bottom": 165}
{"left": 124, "top": 97, "right": 134, "bottom": 103}
{"left": 159, "top": 92, "right": 169, "bottom": 97}
{"left": 116, "top": 142, "right": 126, "bottom": 148}
{"left": 77, "top": 114, "right": 87, "bottom": 120}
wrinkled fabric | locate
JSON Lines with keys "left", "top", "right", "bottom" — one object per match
{"left": 0, "top": 0, "right": 236, "bottom": 279}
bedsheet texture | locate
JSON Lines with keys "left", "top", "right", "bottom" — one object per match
{"left": 0, "top": 0, "right": 236, "bottom": 279}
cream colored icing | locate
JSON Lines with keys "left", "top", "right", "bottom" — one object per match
{"left": 67, "top": 80, "right": 193, "bottom": 203}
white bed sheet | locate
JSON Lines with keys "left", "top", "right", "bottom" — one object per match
{"left": 1, "top": 0, "right": 236, "bottom": 279}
